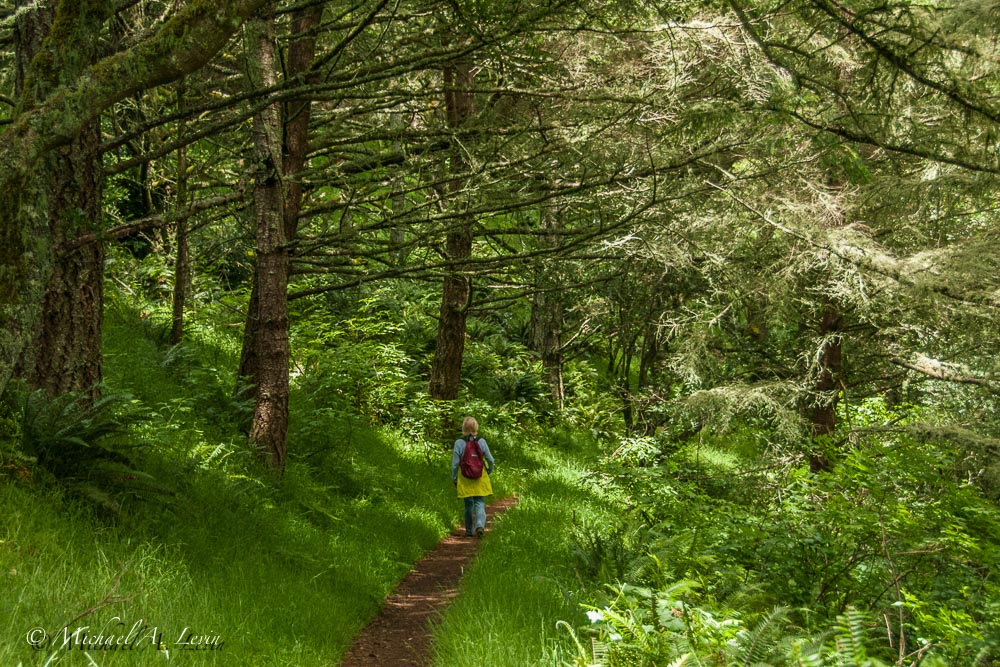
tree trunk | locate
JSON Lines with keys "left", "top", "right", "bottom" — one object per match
{"left": 13, "top": 1, "right": 53, "bottom": 95}
{"left": 15, "top": 1, "right": 106, "bottom": 399}
{"left": 530, "top": 219, "right": 566, "bottom": 410}
{"left": 809, "top": 302, "right": 842, "bottom": 473}
{"left": 169, "top": 207, "right": 190, "bottom": 345}
{"left": 429, "top": 62, "right": 475, "bottom": 401}
{"left": 528, "top": 208, "right": 565, "bottom": 408}
{"left": 25, "top": 128, "right": 105, "bottom": 398}
{"left": 429, "top": 228, "right": 473, "bottom": 400}
{"left": 239, "top": 7, "right": 323, "bottom": 470}
{"left": 531, "top": 286, "right": 565, "bottom": 409}
{"left": 170, "top": 83, "right": 190, "bottom": 346}
{"left": 282, "top": 5, "right": 323, "bottom": 241}
{"left": 390, "top": 112, "right": 410, "bottom": 265}
{"left": 238, "top": 6, "right": 322, "bottom": 403}
{"left": 637, "top": 310, "right": 661, "bottom": 435}
{"left": 237, "top": 279, "right": 261, "bottom": 410}
{"left": 245, "top": 16, "right": 289, "bottom": 471}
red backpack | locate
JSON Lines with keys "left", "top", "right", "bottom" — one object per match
{"left": 459, "top": 436, "right": 484, "bottom": 480}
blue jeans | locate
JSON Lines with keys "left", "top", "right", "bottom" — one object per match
{"left": 464, "top": 496, "right": 486, "bottom": 535}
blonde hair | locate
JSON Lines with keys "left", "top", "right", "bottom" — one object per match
{"left": 462, "top": 416, "right": 479, "bottom": 437}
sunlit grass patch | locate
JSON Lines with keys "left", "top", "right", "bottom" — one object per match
{"left": 430, "top": 434, "right": 615, "bottom": 667}
{"left": 3, "top": 297, "right": 470, "bottom": 666}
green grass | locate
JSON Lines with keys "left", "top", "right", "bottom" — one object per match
{"left": 1, "top": 292, "right": 626, "bottom": 667}
{"left": 0, "top": 427, "right": 463, "bottom": 667}
{"left": 430, "top": 433, "right": 617, "bottom": 667}
{"left": 0, "top": 298, "right": 470, "bottom": 666}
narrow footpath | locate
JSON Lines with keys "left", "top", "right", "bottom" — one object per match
{"left": 338, "top": 496, "right": 519, "bottom": 666}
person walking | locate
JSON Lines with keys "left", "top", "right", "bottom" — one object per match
{"left": 451, "top": 416, "right": 495, "bottom": 537}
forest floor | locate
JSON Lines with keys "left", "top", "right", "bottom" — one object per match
{"left": 338, "top": 496, "right": 519, "bottom": 666}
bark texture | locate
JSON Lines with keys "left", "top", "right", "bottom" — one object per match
{"left": 25, "top": 126, "right": 105, "bottom": 397}
{"left": 281, "top": 5, "right": 323, "bottom": 240}
{"left": 529, "top": 210, "right": 565, "bottom": 409}
{"left": 809, "top": 302, "right": 842, "bottom": 473}
{"left": 170, "top": 84, "right": 190, "bottom": 346}
{"left": 237, "top": 7, "right": 322, "bottom": 464}
{"left": 429, "top": 227, "right": 473, "bottom": 400}
{"left": 0, "top": 0, "right": 273, "bottom": 398}
{"left": 531, "top": 288, "right": 565, "bottom": 408}
{"left": 429, "top": 62, "right": 475, "bottom": 401}
{"left": 14, "top": 1, "right": 107, "bottom": 398}
{"left": 245, "top": 16, "right": 290, "bottom": 471}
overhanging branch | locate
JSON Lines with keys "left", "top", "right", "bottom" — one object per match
{"left": 57, "top": 190, "right": 247, "bottom": 254}
{"left": 891, "top": 355, "right": 995, "bottom": 390}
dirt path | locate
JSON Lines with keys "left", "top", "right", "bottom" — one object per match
{"left": 338, "top": 496, "right": 519, "bottom": 666}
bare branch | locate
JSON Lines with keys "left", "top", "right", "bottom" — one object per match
{"left": 891, "top": 355, "right": 995, "bottom": 389}
{"left": 57, "top": 190, "right": 247, "bottom": 254}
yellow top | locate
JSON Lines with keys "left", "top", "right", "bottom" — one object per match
{"left": 457, "top": 469, "right": 493, "bottom": 498}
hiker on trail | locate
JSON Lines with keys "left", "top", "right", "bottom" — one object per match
{"left": 451, "top": 416, "right": 495, "bottom": 538}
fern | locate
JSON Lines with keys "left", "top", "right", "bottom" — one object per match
{"left": 19, "top": 388, "right": 133, "bottom": 470}
{"left": 836, "top": 607, "right": 869, "bottom": 665}
{"left": 972, "top": 647, "right": 998, "bottom": 667}
{"left": 736, "top": 606, "right": 790, "bottom": 666}
{"left": 828, "top": 607, "right": 890, "bottom": 667}
{"left": 9, "top": 384, "right": 171, "bottom": 513}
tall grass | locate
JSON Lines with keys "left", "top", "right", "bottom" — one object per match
{"left": 430, "top": 431, "right": 616, "bottom": 666}
{"left": 1, "top": 430, "right": 464, "bottom": 666}
{"left": 1, "top": 297, "right": 468, "bottom": 666}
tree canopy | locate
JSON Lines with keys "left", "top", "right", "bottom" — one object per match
{"left": 1, "top": 0, "right": 998, "bottom": 663}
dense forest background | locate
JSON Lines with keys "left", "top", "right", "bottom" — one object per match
{"left": 1, "top": 0, "right": 998, "bottom": 665}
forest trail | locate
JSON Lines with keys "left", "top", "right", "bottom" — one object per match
{"left": 338, "top": 496, "right": 519, "bottom": 666}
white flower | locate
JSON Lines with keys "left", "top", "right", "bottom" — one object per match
{"left": 586, "top": 610, "right": 604, "bottom": 623}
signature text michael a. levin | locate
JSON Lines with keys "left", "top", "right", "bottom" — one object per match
{"left": 26, "top": 617, "right": 224, "bottom": 653}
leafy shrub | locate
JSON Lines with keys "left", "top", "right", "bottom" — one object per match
{"left": 562, "top": 361, "right": 623, "bottom": 441}
{"left": 571, "top": 521, "right": 634, "bottom": 585}
{"left": 566, "top": 409, "right": 1000, "bottom": 665}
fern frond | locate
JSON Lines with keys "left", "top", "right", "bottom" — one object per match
{"left": 737, "top": 606, "right": 790, "bottom": 667}
{"left": 8, "top": 385, "right": 167, "bottom": 513}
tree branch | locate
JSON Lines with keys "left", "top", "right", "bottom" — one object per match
{"left": 890, "top": 355, "right": 994, "bottom": 389}
{"left": 57, "top": 190, "right": 247, "bottom": 254}
{"left": 4, "top": 0, "right": 274, "bottom": 169}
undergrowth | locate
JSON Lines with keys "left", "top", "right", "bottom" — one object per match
{"left": 555, "top": 424, "right": 1000, "bottom": 666}
{"left": 0, "top": 290, "right": 477, "bottom": 666}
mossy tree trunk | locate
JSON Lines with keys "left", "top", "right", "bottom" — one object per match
{"left": 25, "top": 128, "right": 105, "bottom": 398}
{"left": 428, "top": 61, "right": 475, "bottom": 401}
{"left": 529, "top": 211, "right": 565, "bottom": 410}
{"left": 237, "top": 6, "right": 322, "bottom": 466}
{"left": 0, "top": 0, "right": 273, "bottom": 398}
{"left": 809, "top": 301, "right": 842, "bottom": 473}
{"left": 13, "top": 1, "right": 108, "bottom": 399}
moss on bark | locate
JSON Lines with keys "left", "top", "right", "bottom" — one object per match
{"left": 0, "top": 0, "right": 272, "bottom": 397}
